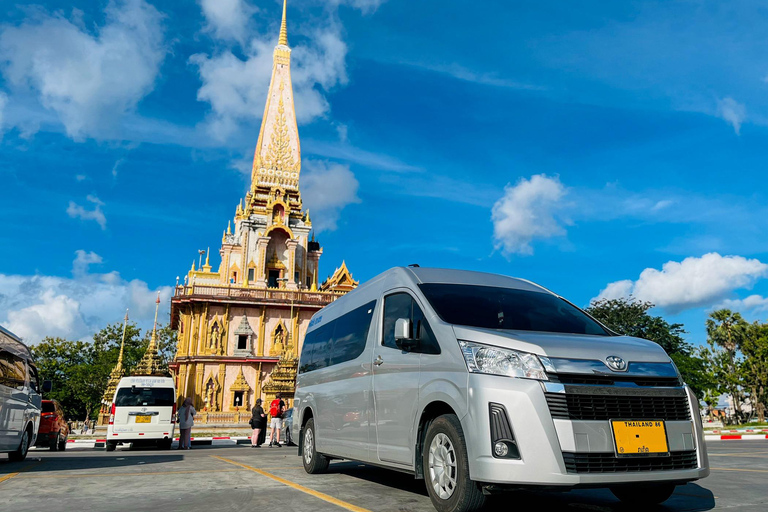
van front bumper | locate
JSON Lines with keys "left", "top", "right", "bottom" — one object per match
{"left": 464, "top": 374, "right": 709, "bottom": 487}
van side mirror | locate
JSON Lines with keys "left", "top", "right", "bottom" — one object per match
{"left": 42, "top": 380, "right": 52, "bottom": 393}
{"left": 394, "top": 318, "right": 418, "bottom": 351}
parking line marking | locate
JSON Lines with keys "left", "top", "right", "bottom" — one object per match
{"left": 212, "top": 456, "right": 373, "bottom": 512}
{"left": 0, "top": 461, "right": 41, "bottom": 485}
{"left": 710, "top": 467, "right": 768, "bottom": 474}
{"left": 18, "top": 468, "right": 246, "bottom": 479}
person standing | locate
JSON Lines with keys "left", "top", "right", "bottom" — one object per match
{"left": 250, "top": 399, "right": 266, "bottom": 447}
{"left": 268, "top": 393, "right": 286, "bottom": 447}
{"left": 178, "top": 397, "right": 196, "bottom": 449}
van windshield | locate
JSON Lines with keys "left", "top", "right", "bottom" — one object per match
{"left": 418, "top": 283, "right": 609, "bottom": 336}
{"left": 115, "top": 387, "right": 175, "bottom": 407}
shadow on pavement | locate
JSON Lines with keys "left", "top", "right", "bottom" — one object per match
{"left": 331, "top": 461, "right": 714, "bottom": 512}
{"left": 1, "top": 453, "right": 184, "bottom": 473}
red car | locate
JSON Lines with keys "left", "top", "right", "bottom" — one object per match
{"left": 36, "top": 400, "right": 69, "bottom": 451}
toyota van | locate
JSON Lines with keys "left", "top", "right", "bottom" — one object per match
{"left": 106, "top": 376, "right": 176, "bottom": 451}
{"left": 1, "top": 325, "right": 51, "bottom": 461}
{"left": 292, "top": 267, "right": 709, "bottom": 512}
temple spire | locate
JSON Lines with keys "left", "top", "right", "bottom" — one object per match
{"left": 133, "top": 292, "right": 165, "bottom": 376}
{"left": 278, "top": 0, "right": 288, "bottom": 46}
{"left": 116, "top": 309, "right": 129, "bottom": 371}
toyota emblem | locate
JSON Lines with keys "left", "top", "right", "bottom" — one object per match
{"left": 605, "top": 355, "right": 628, "bottom": 372}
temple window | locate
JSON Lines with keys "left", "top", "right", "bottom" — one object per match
{"left": 248, "top": 268, "right": 255, "bottom": 282}
{"left": 237, "top": 335, "right": 248, "bottom": 350}
{"left": 233, "top": 391, "right": 244, "bottom": 408}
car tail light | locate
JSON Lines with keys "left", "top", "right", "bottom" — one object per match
{"left": 171, "top": 403, "right": 177, "bottom": 424}
{"left": 41, "top": 412, "right": 55, "bottom": 417}
{"left": 109, "top": 403, "right": 115, "bottom": 425}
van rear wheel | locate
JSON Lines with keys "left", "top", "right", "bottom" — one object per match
{"left": 610, "top": 483, "right": 676, "bottom": 505}
{"left": 9, "top": 430, "right": 30, "bottom": 462}
{"left": 302, "top": 418, "right": 329, "bottom": 474}
{"left": 422, "top": 414, "right": 485, "bottom": 512}
{"left": 105, "top": 441, "right": 117, "bottom": 452}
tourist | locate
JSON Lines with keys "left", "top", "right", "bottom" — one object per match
{"left": 178, "top": 397, "right": 196, "bottom": 449}
{"left": 268, "top": 393, "right": 285, "bottom": 447}
{"left": 250, "top": 398, "right": 266, "bottom": 447}
{"left": 82, "top": 419, "right": 89, "bottom": 435}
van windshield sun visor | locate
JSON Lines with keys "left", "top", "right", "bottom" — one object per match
{"left": 418, "top": 283, "right": 609, "bottom": 336}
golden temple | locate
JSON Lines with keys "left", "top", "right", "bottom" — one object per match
{"left": 168, "top": 0, "right": 357, "bottom": 423}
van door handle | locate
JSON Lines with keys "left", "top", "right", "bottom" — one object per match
{"left": 373, "top": 355, "right": 384, "bottom": 366}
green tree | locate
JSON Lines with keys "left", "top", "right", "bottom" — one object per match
{"left": 741, "top": 322, "right": 768, "bottom": 423}
{"left": 587, "top": 298, "right": 712, "bottom": 399}
{"left": 706, "top": 309, "right": 749, "bottom": 424}
{"left": 31, "top": 337, "right": 90, "bottom": 419}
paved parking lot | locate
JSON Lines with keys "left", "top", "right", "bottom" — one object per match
{"left": 1, "top": 441, "right": 766, "bottom": 511}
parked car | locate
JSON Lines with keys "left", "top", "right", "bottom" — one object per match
{"left": 36, "top": 400, "right": 69, "bottom": 451}
{"left": 106, "top": 376, "right": 176, "bottom": 451}
{"left": 0, "top": 325, "right": 51, "bottom": 461}
{"left": 282, "top": 408, "right": 294, "bottom": 446}
{"left": 293, "top": 267, "right": 709, "bottom": 512}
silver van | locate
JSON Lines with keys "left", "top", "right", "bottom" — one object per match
{"left": 292, "top": 267, "right": 709, "bottom": 512}
{"left": 1, "top": 325, "right": 51, "bottom": 462}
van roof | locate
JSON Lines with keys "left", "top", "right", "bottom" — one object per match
{"left": 117, "top": 376, "right": 175, "bottom": 387}
{"left": 404, "top": 267, "right": 550, "bottom": 293}
{"left": 0, "top": 324, "right": 33, "bottom": 359}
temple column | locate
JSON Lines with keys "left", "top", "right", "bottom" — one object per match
{"left": 286, "top": 239, "right": 299, "bottom": 290}
{"left": 307, "top": 248, "right": 323, "bottom": 290}
{"left": 195, "top": 365, "right": 205, "bottom": 410}
{"left": 255, "top": 237, "right": 270, "bottom": 287}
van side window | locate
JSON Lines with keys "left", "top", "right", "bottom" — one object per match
{"left": 382, "top": 293, "right": 441, "bottom": 354}
{"left": 0, "top": 351, "right": 27, "bottom": 390}
{"left": 299, "top": 300, "right": 376, "bottom": 373}
{"left": 28, "top": 363, "right": 39, "bottom": 392}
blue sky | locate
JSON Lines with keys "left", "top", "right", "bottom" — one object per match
{"left": 1, "top": 0, "right": 767, "bottom": 346}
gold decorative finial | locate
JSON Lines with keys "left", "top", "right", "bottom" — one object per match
{"left": 278, "top": 0, "right": 288, "bottom": 46}
{"left": 227, "top": 220, "right": 232, "bottom": 235}
{"left": 205, "top": 247, "right": 210, "bottom": 266}
{"left": 149, "top": 292, "right": 160, "bottom": 350}
{"left": 191, "top": 260, "right": 196, "bottom": 272}
{"left": 116, "top": 309, "right": 129, "bottom": 370}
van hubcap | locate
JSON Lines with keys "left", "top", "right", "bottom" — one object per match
{"left": 428, "top": 433, "right": 457, "bottom": 500}
{"left": 304, "top": 428, "right": 314, "bottom": 465}
{"left": 21, "top": 431, "right": 29, "bottom": 456}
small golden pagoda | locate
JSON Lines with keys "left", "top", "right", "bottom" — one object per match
{"left": 97, "top": 309, "right": 129, "bottom": 426}
{"left": 133, "top": 293, "right": 166, "bottom": 377}
{"left": 169, "top": 0, "right": 357, "bottom": 423}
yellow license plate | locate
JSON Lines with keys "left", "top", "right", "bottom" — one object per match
{"left": 612, "top": 420, "right": 668, "bottom": 456}
{"left": 135, "top": 416, "right": 151, "bottom": 424}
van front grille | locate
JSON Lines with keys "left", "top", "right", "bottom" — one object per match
{"left": 547, "top": 374, "right": 681, "bottom": 387}
{"left": 545, "top": 393, "right": 691, "bottom": 421}
{"left": 562, "top": 451, "right": 698, "bottom": 474}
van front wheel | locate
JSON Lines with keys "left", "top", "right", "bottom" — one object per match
{"left": 9, "top": 430, "right": 30, "bottom": 462}
{"left": 423, "top": 414, "right": 485, "bottom": 512}
{"left": 302, "top": 418, "right": 329, "bottom": 474}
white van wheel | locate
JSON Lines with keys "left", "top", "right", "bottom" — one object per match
{"left": 302, "top": 418, "right": 329, "bottom": 474}
{"left": 422, "top": 415, "right": 485, "bottom": 512}
{"left": 9, "top": 429, "right": 30, "bottom": 462}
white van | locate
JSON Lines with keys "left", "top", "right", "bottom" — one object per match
{"left": 1, "top": 325, "right": 51, "bottom": 461}
{"left": 293, "top": 267, "right": 709, "bottom": 512}
{"left": 106, "top": 376, "right": 176, "bottom": 451}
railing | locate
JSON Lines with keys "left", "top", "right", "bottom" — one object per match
{"left": 173, "top": 284, "right": 343, "bottom": 305}
{"left": 197, "top": 410, "right": 246, "bottom": 425}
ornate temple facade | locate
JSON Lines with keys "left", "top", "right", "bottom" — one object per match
{"left": 169, "top": 1, "right": 357, "bottom": 423}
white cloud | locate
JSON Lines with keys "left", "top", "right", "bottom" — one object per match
{"left": 67, "top": 195, "right": 107, "bottom": 230}
{"left": 72, "top": 250, "right": 103, "bottom": 276}
{"left": 718, "top": 294, "right": 768, "bottom": 314}
{"left": 329, "top": 0, "right": 386, "bottom": 15}
{"left": 191, "top": 9, "right": 348, "bottom": 140}
{"left": 75, "top": 174, "right": 87, "bottom": 182}
{"left": 300, "top": 160, "right": 360, "bottom": 232}
{"left": 596, "top": 253, "right": 768, "bottom": 312}
{"left": 0, "top": 0, "right": 166, "bottom": 140}
{"left": 199, "top": 0, "right": 256, "bottom": 43}
{"left": 718, "top": 97, "right": 746, "bottom": 135}
{"left": 491, "top": 174, "right": 568, "bottom": 256}
{"left": 0, "top": 251, "right": 172, "bottom": 343}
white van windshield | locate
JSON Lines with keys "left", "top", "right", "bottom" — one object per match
{"left": 115, "top": 387, "right": 175, "bottom": 407}
{"left": 419, "top": 283, "right": 609, "bottom": 336}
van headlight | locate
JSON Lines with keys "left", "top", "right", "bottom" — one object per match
{"left": 459, "top": 341, "right": 548, "bottom": 380}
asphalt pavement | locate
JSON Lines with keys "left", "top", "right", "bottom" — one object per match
{"left": 1, "top": 441, "right": 766, "bottom": 512}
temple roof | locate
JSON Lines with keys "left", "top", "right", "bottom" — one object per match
{"left": 321, "top": 261, "right": 359, "bottom": 292}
